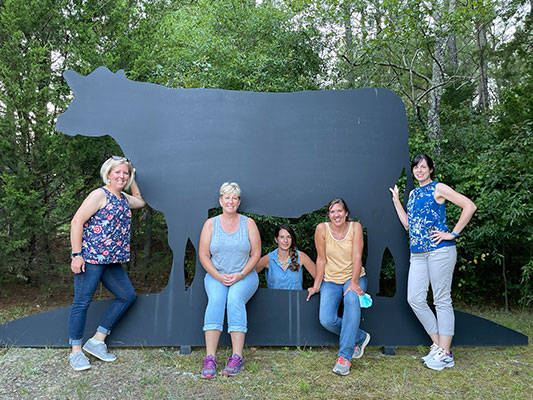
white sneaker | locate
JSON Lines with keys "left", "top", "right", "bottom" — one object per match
{"left": 353, "top": 332, "right": 371, "bottom": 359}
{"left": 424, "top": 348, "right": 455, "bottom": 371}
{"left": 421, "top": 343, "right": 439, "bottom": 363}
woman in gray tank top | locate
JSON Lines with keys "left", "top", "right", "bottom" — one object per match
{"left": 198, "top": 182, "right": 261, "bottom": 379}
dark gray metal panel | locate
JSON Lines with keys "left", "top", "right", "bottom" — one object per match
{"left": 0, "top": 67, "right": 527, "bottom": 348}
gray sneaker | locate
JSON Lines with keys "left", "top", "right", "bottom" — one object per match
{"left": 421, "top": 343, "right": 439, "bottom": 363}
{"left": 353, "top": 332, "right": 371, "bottom": 359}
{"left": 332, "top": 356, "right": 351, "bottom": 375}
{"left": 70, "top": 352, "right": 91, "bottom": 371}
{"left": 424, "top": 348, "right": 454, "bottom": 371}
{"left": 82, "top": 340, "right": 116, "bottom": 362}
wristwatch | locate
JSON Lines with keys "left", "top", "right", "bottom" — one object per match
{"left": 71, "top": 251, "right": 82, "bottom": 259}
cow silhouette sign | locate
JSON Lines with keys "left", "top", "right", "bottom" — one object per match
{"left": 0, "top": 67, "right": 527, "bottom": 351}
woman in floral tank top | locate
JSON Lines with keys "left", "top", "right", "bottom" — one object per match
{"left": 68, "top": 156, "right": 146, "bottom": 371}
{"left": 390, "top": 154, "right": 476, "bottom": 371}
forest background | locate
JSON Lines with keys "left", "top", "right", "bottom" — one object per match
{"left": 0, "top": 0, "right": 531, "bottom": 311}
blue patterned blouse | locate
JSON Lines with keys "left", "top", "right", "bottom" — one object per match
{"left": 82, "top": 187, "right": 132, "bottom": 264}
{"left": 407, "top": 181, "right": 454, "bottom": 253}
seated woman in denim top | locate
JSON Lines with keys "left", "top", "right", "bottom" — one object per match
{"left": 68, "top": 156, "right": 145, "bottom": 371}
{"left": 255, "top": 225, "right": 316, "bottom": 290}
{"left": 198, "top": 182, "right": 261, "bottom": 379}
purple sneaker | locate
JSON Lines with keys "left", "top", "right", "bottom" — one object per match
{"left": 201, "top": 355, "right": 217, "bottom": 379}
{"left": 222, "top": 353, "right": 244, "bottom": 376}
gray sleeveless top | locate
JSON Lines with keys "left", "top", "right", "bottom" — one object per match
{"left": 210, "top": 215, "right": 250, "bottom": 274}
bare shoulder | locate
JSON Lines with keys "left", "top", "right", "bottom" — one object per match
{"left": 351, "top": 220, "right": 363, "bottom": 233}
{"left": 83, "top": 187, "right": 106, "bottom": 208}
{"left": 88, "top": 187, "right": 106, "bottom": 200}
{"left": 434, "top": 182, "right": 458, "bottom": 202}
{"left": 246, "top": 215, "right": 258, "bottom": 228}
{"left": 201, "top": 217, "right": 214, "bottom": 232}
{"left": 315, "top": 222, "right": 326, "bottom": 234}
{"left": 435, "top": 182, "right": 454, "bottom": 195}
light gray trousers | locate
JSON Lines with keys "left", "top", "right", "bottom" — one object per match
{"left": 407, "top": 245, "right": 457, "bottom": 336}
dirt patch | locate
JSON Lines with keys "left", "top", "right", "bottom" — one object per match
{"left": 0, "top": 276, "right": 166, "bottom": 321}
{"left": 0, "top": 282, "right": 72, "bottom": 316}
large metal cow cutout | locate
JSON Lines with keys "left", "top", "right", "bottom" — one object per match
{"left": 0, "top": 67, "right": 527, "bottom": 350}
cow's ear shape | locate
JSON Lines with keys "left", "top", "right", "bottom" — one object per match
{"left": 116, "top": 69, "right": 126, "bottom": 79}
{"left": 63, "top": 69, "right": 80, "bottom": 88}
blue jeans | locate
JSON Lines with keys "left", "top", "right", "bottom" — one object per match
{"left": 203, "top": 271, "right": 259, "bottom": 333}
{"left": 68, "top": 263, "right": 136, "bottom": 345}
{"left": 319, "top": 276, "right": 368, "bottom": 360}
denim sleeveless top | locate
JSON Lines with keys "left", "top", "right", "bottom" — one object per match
{"left": 407, "top": 181, "right": 454, "bottom": 253}
{"left": 265, "top": 249, "right": 303, "bottom": 290}
{"left": 82, "top": 187, "right": 132, "bottom": 264}
{"left": 210, "top": 215, "right": 250, "bottom": 274}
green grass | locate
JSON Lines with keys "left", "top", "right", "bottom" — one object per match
{"left": 0, "top": 307, "right": 531, "bottom": 399}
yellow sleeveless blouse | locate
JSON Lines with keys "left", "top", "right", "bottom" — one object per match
{"left": 324, "top": 221, "right": 366, "bottom": 284}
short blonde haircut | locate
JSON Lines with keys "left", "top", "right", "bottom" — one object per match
{"left": 219, "top": 182, "right": 241, "bottom": 198}
{"left": 100, "top": 157, "right": 134, "bottom": 190}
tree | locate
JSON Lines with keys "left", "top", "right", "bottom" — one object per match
{"left": 131, "top": 0, "right": 325, "bottom": 91}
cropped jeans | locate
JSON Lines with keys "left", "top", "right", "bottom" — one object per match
{"left": 408, "top": 245, "right": 457, "bottom": 336}
{"left": 68, "top": 263, "right": 136, "bottom": 345}
{"left": 319, "top": 275, "right": 368, "bottom": 361}
{"left": 203, "top": 270, "right": 259, "bottom": 333}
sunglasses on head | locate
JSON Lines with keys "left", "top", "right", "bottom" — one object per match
{"left": 111, "top": 156, "right": 130, "bottom": 163}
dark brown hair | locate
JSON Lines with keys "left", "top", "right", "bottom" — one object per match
{"left": 411, "top": 154, "right": 435, "bottom": 179}
{"left": 327, "top": 198, "right": 350, "bottom": 221}
{"left": 276, "top": 224, "right": 300, "bottom": 271}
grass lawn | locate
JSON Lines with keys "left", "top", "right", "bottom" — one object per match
{"left": 0, "top": 305, "right": 531, "bottom": 399}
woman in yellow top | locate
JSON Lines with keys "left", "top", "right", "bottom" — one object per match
{"left": 307, "top": 198, "right": 370, "bottom": 376}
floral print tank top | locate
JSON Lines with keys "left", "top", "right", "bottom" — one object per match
{"left": 82, "top": 187, "right": 132, "bottom": 264}
{"left": 407, "top": 181, "right": 454, "bottom": 253}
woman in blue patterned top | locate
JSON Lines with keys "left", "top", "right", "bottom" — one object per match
{"left": 390, "top": 154, "right": 476, "bottom": 371}
{"left": 255, "top": 225, "right": 316, "bottom": 290}
{"left": 68, "top": 156, "right": 146, "bottom": 371}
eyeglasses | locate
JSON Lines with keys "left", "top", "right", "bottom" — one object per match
{"left": 111, "top": 156, "right": 130, "bottom": 163}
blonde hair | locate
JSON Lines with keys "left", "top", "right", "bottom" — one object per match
{"left": 219, "top": 182, "right": 241, "bottom": 198}
{"left": 100, "top": 157, "right": 134, "bottom": 190}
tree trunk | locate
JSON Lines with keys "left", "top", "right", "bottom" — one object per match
{"left": 427, "top": 10, "right": 445, "bottom": 154}
{"left": 502, "top": 244, "right": 509, "bottom": 312}
{"left": 342, "top": 1, "right": 356, "bottom": 88}
{"left": 476, "top": 20, "right": 489, "bottom": 111}
{"left": 447, "top": 0, "right": 458, "bottom": 69}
